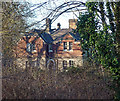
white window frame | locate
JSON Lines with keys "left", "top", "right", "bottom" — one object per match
{"left": 26, "top": 43, "right": 36, "bottom": 52}
{"left": 26, "top": 43, "right": 31, "bottom": 52}
{"left": 69, "top": 60, "right": 74, "bottom": 67}
{"left": 63, "top": 42, "right": 67, "bottom": 51}
{"left": 48, "top": 44, "right": 53, "bottom": 52}
{"left": 63, "top": 60, "right": 67, "bottom": 69}
{"left": 69, "top": 42, "right": 73, "bottom": 51}
{"left": 31, "top": 43, "right": 36, "bottom": 52}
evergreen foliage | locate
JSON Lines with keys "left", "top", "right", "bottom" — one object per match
{"left": 76, "top": 2, "right": 120, "bottom": 99}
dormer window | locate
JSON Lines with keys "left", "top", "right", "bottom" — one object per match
{"left": 63, "top": 42, "right": 67, "bottom": 51}
{"left": 49, "top": 44, "right": 53, "bottom": 52}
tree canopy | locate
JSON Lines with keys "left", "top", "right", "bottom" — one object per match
{"left": 76, "top": 2, "right": 120, "bottom": 99}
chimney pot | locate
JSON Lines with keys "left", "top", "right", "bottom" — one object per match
{"left": 57, "top": 23, "right": 61, "bottom": 29}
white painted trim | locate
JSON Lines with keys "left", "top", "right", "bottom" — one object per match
{"left": 32, "top": 50, "right": 37, "bottom": 52}
{"left": 49, "top": 50, "right": 53, "bottom": 52}
{"left": 69, "top": 49, "right": 73, "bottom": 52}
{"left": 63, "top": 49, "right": 67, "bottom": 51}
{"left": 74, "top": 41, "right": 80, "bottom": 44}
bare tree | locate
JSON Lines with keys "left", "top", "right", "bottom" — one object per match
{"left": 25, "top": 1, "right": 86, "bottom": 29}
{"left": 2, "top": 2, "right": 35, "bottom": 67}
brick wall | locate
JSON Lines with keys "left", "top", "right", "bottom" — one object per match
{"left": 54, "top": 33, "right": 83, "bottom": 71}
{"left": 15, "top": 32, "right": 83, "bottom": 71}
{"left": 15, "top": 36, "right": 46, "bottom": 58}
{"left": 15, "top": 36, "right": 47, "bottom": 70}
{"left": 56, "top": 34, "right": 82, "bottom": 58}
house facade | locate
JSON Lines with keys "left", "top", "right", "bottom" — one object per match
{"left": 15, "top": 19, "right": 83, "bottom": 71}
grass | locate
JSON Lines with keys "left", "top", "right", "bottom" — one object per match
{"left": 2, "top": 65, "right": 115, "bottom": 99}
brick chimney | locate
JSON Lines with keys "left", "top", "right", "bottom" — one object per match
{"left": 69, "top": 19, "right": 77, "bottom": 29}
{"left": 46, "top": 18, "right": 51, "bottom": 32}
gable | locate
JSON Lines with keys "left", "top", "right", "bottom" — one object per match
{"left": 61, "top": 32, "right": 79, "bottom": 41}
{"left": 15, "top": 36, "right": 46, "bottom": 58}
{"left": 17, "top": 36, "right": 44, "bottom": 45}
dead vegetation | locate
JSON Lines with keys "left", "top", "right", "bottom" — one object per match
{"left": 2, "top": 65, "right": 115, "bottom": 99}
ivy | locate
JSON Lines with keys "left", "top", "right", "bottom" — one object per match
{"left": 76, "top": 2, "right": 120, "bottom": 99}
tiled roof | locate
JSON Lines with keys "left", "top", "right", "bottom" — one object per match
{"left": 51, "top": 29, "right": 72, "bottom": 39}
{"left": 40, "top": 32, "right": 53, "bottom": 44}
{"left": 51, "top": 29, "right": 80, "bottom": 43}
{"left": 33, "top": 29, "right": 53, "bottom": 44}
{"left": 25, "top": 29, "right": 80, "bottom": 44}
{"left": 69, "top": 32, "right": 81, "bottom": 41}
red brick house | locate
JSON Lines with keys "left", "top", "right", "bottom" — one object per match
{"left": 15, "top": 19, "right": 83, "bottom": 71}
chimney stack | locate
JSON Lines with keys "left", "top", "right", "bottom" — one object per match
{"left": 69, "top": 19, "right": 77, "bottom": 29}
{"left": 46, "top": 18, "right": 51, "bottom": 32}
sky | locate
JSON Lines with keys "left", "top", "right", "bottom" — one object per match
{"left": 24, "top": 0, "right": 87, "bottom": 29}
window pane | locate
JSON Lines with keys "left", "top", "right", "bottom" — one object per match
{"left": 27, "top": 43, "right": 36, "bottom": 52}
{"left": 63, "top": 60, "right": 67, "bottom": 69}
{"left": 49, "top": 44, "right": 53, "bottom": 51}
{"left": 32, "top": 44, "right": 36, "bottom": 51}
{"left": 64, "top": 42, "right": 67, "bottom": 50}
{"left": 69, "top": 42, "right": 72, "bottom": 50}
{"left": 27, "top": 43, "right": 31, "bottom": 52}
{"left": 69, "top": 60, "right": 74, "bottom": 67}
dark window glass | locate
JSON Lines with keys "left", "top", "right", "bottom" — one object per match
{"left": 63, "top": 60, "right": 67, "bottom": 69}
{"left": 49, "top": 44, "right": 53, "bottom": 52}
{"left": 69, "top": 42, "right": 72, "bottom": 50}
{"left": 26, "top": 43, "right": 31, "bottom": 52}
{"left": 32, "top": 44, "right": 36, "bottom": 51}
{"left": 69, "top": 60, "right": 74, "bottom": 67}
{"left": 27, "top": 43, "right": 36, "bottom": 52}
{"left": 63, "top": 42, "right": 67, "bottom": 50}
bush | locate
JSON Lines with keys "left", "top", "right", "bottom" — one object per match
{"left": 64, "top": 66, "right": 83, "bottom": 74}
